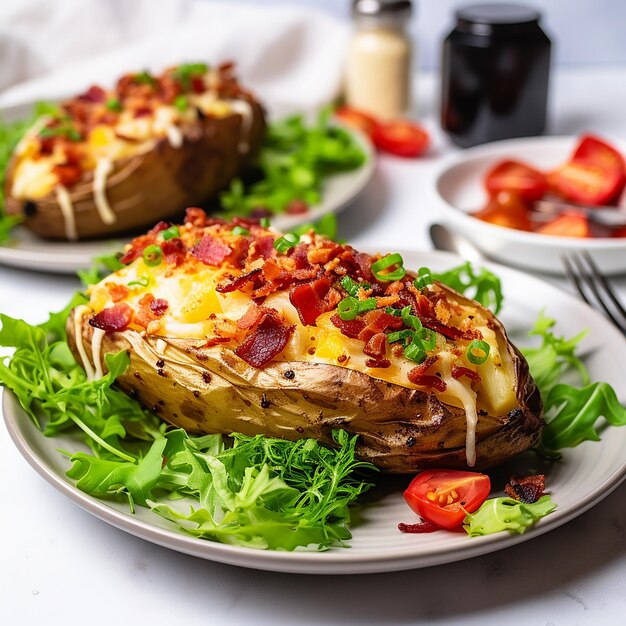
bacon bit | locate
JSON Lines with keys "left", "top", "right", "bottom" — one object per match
{"left": 285, "top": 199, "right": 309, "bottom": 215}
{"left": 192, "top": 235, "right": 232, "bottom": 266}
{"left": 407, "top": 355, "right": 439, "bottom": 379}
{"left": 237, "top": 304, "right": 264, "bottom": 330}
{"left": 355, "top": 252, "right": 374, "bottom": 281}
{"left": 451, "top": 365, "right": 481, "bottom": 383}
{"left": 53, "top": 163, "right": 83, "bottom": 187}
{"left": 292, "top": 268, "right": 319, "bottom": 282}
{"left": 161, "top": 237, "right": 187, "bottom": 266}
{"left": 89, "top": 303, "right": 132, "bottom": 332}
{"left": 150, "top": 298, "right": 169, "bottom": 317}
{"left": 408, "top": 371, "right": 447, "bottom": 392}
{"left": 292, "top": 243, "right": 312, "bottom": 269}
{"left": 191, "top": 76, "right": 205, "bottom": 94}
{"left": 232, "top": 216, "right": 262, "bottom": 228}
{"left": 289, "top": 277, "right": 331, "bottom": 326}
{"left": 235, "top": 313, "right": 295, "bottom": 368}
{"left": 149, "top": 221, "right": 171, "bottom": 235}
{"left": 330, "top": 314, "right": 366, "bottom": 339}
{"left": 262, "top": 258, "right": 283, "bottom": 281}
{"left": 398, "top": 521, "right": 440, "bottom": 534}
{"left": 253, "top": 236, "right": 276, "bottom": 260}
{"left": 363, "top": 332, "right": 387, "bottom": 358}
{"left": 217, "top": 268, "right": 262, "bottom": 293}
{"left": 78, "top": 85, "right": 107, "bottom": 103}
{"left": 185, "top": 207, "right": 209, "bottom": 227}
{"left": 307, "top": 241, "right": 341, "bottom": 266}
{"left": 435, "top": 299, "right": 452, "bottom": 325}
{"left": 106, "top": 282, "right": 129, "bottom": 303}
{"left": 505, "top": 475, "right": 545, "bottom": 504}
{"left": 133, "top": 106, "right": 153, "bottom": 118}
{"left": 358, "top": 310, "right": 403, "bottom": 342}
{"left": 365, "top": 357, "right": 391, "bottom": 368}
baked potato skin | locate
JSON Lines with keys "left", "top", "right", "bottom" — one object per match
{"left": 67, "top": 288, "right": 543, "bottom": 474}
{"left": 4, "top": 102, "right": 265, "bottom": 240}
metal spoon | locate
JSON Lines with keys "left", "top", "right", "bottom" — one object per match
{"left": 429, "top": 223, "right": 486, "bottom": 265}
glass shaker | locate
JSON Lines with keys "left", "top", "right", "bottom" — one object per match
{"left": 345, "top": 0, "right": 413, "bottom": 120}
{"left": 441, "top": 3, "right": 551, "bottom": 148}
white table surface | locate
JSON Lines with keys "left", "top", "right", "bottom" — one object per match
{"left": 1, "top": 67, "right": 625, "bottom": 625}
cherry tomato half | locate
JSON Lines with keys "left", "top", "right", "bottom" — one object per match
{"left": 334, "top": 106, "right": 379, "bottom": 138}
{"left": 372, "top": 121, "right": 430, "bottom": 158}
{"left": 547, "top": 161, "right": 626, "bottom": 206}
{"left": 474, "top": 190, "right": 533, "bottom": 231}
{"left": 535, "top": 212, "right": 590, "bottom": 238}
{"left": 403, "top": 469, "right": 491, "bottom": 529}
{"left": 484, "top": 159, "right": 547, "bottom": 202}
{"left": 571, "top": 134, "right": 626, "bottom": 174}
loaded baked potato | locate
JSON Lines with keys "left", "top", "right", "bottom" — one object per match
{"left": 4, "top": 63, "right": 265, "bottom": 240}
{"left": 67, "top": 209, "right": 543, "bottom": 472}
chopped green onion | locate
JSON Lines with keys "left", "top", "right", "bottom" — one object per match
{"left": 135, "top": 70, "right": 156, "bottom": 86}
{"left": 273, "top": 233, "right": 299, "bottom": 253}
{"left": 143, "top": 244, "right": 163, "bottom": 267}
{"left": 172, "top": 63, "right": 208, "bottom": 89}
{"left": 418, "top": 328, "right": 437, "bottom": 351}
{"left": 371, "top": 253, "right": 406, "bottom": 282}
{"left": 260, "top": 217, "right": 271, "bottom": 228}
{"left": 338, "top": 297, "right": 360, "bottom": 321}
{"left": 404, "top": 338, "right": 427, "bottom": 364}
{"left": 39, "top": 125, "right": 82, "bottom": 141}
{"left": 358, "top": 298, "right": 378, "bottom": 313}
{"left": 467, "top": 339, "right": 490, "bottom": 365}
{"left": 161, "top": 225, "right": 180, "bottom": 240}
{"left": 384, "top": 307, "right": 402, "bottom": 317}
{"left": 174, "top": 95, "right": 188, "bottom": 112}
{"left": 340, "top": 276, "right": 370, "bottom": 297}
{"left": 414, "top": 267, "right": 434, "bottom": 290}
{"left": 401, "top": 305, "right": 422, "bottom": 332}
{"left": 232, "top": 225, "right": 250, "bottom": 236}
{"left": 128, "top": 274, "right": 150, "bottom": 288}
{"left": 387, "top": 329, "right": 414, "bottom": 344}
{"left": 106, "top": 98, "right": 123, "bottom": 112}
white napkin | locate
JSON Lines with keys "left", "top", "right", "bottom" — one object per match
{"left": 0, "top": 0, "right": 349, "bottom": 117}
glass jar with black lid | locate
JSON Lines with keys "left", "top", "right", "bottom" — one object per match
{"left": 441, "top": 3, "right": 551, "bottom": 148}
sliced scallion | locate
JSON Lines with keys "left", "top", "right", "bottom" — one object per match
{"left": 467, "top": 339, "right": 490, "bottom": 365}
{"left": 143, "top": 244, "right": 163, "bottom": 267}
{"left": 371, "top": 253, "right": 406, "bottom": 282}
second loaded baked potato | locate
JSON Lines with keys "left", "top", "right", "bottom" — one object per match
{"left": 67, "top": 209, "right": 543, "bottom": 472}
{"left": 4, "top": 63, "right": 265, "bottom": 240}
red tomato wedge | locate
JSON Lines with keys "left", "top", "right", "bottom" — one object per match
{"left": 484, "top": 159, "right": 547, "bottom": 202}
{"left": 334, "top": 107, "right": 379, "bottom": 138}
{"left": 403, "top": 469, "right": 491, "bottom": 529}
{"left": 474, "top": 191, "right": 533, "bottom": 231}
{"left": 571, "top": 134, "right": 626, "bottom": 174}
{"left": 372, "top": 121, "right": 430, "bottom": 158}
{"left": 548, "top": 161, "right": 625, "bottom": 206}
{"left": 535, "top": 212, "right": 590, "bottom": 238}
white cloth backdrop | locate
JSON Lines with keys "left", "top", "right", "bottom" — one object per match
{"left": 0, "top": 0, "right": 349, "bottom": 117}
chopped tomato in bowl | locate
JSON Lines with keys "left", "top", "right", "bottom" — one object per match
{"left": 485, "top": 159, "right": 547, "bottom": 202}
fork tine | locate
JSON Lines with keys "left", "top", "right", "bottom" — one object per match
{"left": 580, "top": 251, "right": 626, "bottom": 320}
{"left": 563, "top": 252, "right": 626, "bottom": 334}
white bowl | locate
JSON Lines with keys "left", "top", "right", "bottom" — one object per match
{"left": 433, "top": 136, "right": 626, "bottom": 275}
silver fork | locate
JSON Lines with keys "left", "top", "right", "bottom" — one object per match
{"left": 562, "top": 251, "right": 626, "bottom": 334}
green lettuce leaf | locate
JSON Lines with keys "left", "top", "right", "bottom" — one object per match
{"left": 464, "top": 495, "right": 557, "bottom": 536}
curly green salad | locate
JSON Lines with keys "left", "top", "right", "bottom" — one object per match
{"left": 1, "top": 221, "right": 625, "bottom": 551}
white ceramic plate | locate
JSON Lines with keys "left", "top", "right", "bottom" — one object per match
{"left": 434, "top": 136, "right": 626, "bottom": 275}
{"left": 0, "top": 102, "right": 375, "bottom": 274}
{"left": 3, "top": 249, "right": 626, "bottom": 574}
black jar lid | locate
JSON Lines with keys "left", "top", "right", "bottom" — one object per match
{"left": 455, "top": 3, "right": 542, "bottom": 35}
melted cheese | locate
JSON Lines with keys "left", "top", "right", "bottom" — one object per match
{"left": 91, "top": 328, "right": 106, "bottom": 379}
{"left": 93, "top": 158, "right": 116, "bottom": 225}
{"left": 74, "top": 306, "right": 95, "bottom": 380}
{"left": 229, "top": 99, "right": 253, "bottom": 153}
{"left": 55, "top": 185, "right": 77, "bottom": 241}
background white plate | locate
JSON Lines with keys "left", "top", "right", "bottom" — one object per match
{"left": 0, "top": 102, "right": 375, "bottom": 274}
{"left": 3, "top": 249, "right": 626, "bottom": 574}
{"left": 434, "top": 136, "right": 626, "bottom": 275}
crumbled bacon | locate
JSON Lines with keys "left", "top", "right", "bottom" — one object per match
{"left": 192, "top": 235, "right": 232, "bottom": 266}
{"left": 216, "top": 268, "right": 262, "bottom": 293}
{"left": 78, "top": 85, "right": 107, "bottom": 103}
{"left": 185, "top": 207, "right": 209, "bottom": 227}
{"left": 105, "top": 282, "right": 129, "bottom": 303}
{"left": 451, "top": 365, "right": 481, "bottom": 383}
{"left": 291, "top": 243, "right": 312, "bottom": 269}
{"left": 407, "top": 355, "right": 439, "bottom": 379}
{"left": 89, "top": 303, "right": 132, "bottom": 332}
{"left": 253, "top": 236, "right": 276, "bottom": 260}
{"left": 150, "top": 298, "right": 169, "bottom": 316}
{"left": 204, "top": 336, "right": 232, "bottom": 348}
{"left": 161, "top": 237, "right": 187, "bottom": 266}
{"left": 407, "top": 373, "right": 448, "bottom": 392}
{"left": 289, "top": 277, "right": 331, "bottom": 326}
{"left": 53, "top": 163, "right": 83, "bottom": 187}
{"left": 365, "top": 357, "right": 391, "bottom": 368}
{"left": 235, "top": 312, "right": 295, "bottom": 368}
{"left": 330, "top": 314, "right": 365, "bottom": 339}
{"left": 505, "top": 475, "right": 545, "bottom": 504}
{"left": 261, "top": 258, "right": 283, "bottom": 281}
{"left": 363, "top": 332, "right": 387, "bottom": 358}
{"left": 398, "top": 521, "right": 440, "bottom": 534}
{"left": 358, "top": 310, "right": 403, "bottom": 342}
{"left": 236, "top": 303, "right": 265, "bottom": 330}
